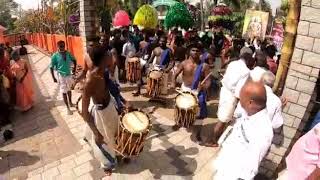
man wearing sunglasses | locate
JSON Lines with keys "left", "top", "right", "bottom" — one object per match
{"left": 50, "top": 41, "right": 77, "bottom": 115}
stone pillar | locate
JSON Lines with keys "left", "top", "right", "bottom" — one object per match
{"left": 259, "top": 0, "right": 320, "bottom": 178}
{"left": 79, "top": 0, "right": 97, "bottom": 52}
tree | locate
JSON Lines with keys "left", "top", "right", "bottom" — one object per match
{"left": 0, "top": 0, "right": 18, "bottom": 32}
{"left": 273, "top": 0, "right": 301, "bottom": 95}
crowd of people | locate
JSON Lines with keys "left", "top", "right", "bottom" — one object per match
{"left": 1, "top": 22, "right": 318, "bottom": 179}
{"left": 47, "top": 24, "right": 293, "bottom": 178}
{"left": 0, "top": 41, "right": 33, "bottom": 130}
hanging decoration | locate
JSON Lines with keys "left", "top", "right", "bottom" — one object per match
{"left": 133, "top": 5, "right": 158, "bottom": 29}
{"left": 113, "top": 10, "right": 131, "bottom": 27}
{"left": 164, "top": 2, "right": 194, "bottom": 30}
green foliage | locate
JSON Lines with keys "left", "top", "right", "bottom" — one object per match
{"left": 164, "top": 2, "right": 194, "bottom": 29}
{"left": 281, "top": 0, "right": 289, "bottom": 13}
{"left": 0, "top": 0, "right": 18, "bottom": 32}
{"left": 133, "top": 5, "right": 158, "bottom": 29}
{"left": 97, "top": 5, "right": 112, "bottom": 33}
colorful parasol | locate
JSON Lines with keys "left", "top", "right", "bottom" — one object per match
{"left": 164, "top": 2, "right": 194, "bottom": 30}
{"left": 133, "top": 5, "right": 158, "bottom": 29}
{"left": 113, "top": 10, "right": 131, "bottom": 27}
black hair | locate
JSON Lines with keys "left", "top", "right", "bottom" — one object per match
{"left": 156, "top": 29, "right": 164, "bottom": 37}
{"left": 160, "top": 35, "right": 167, "bottom": 40}
{"left": 91, "top": 47, "right": 110, "bottom": 67}
{"left": 255, "top": 52, "right": 269, "bottom": 69}
{"left": 241, "top": 52, "right": 255, "bottom": 69}
{"left": 174, "top": 35, "right": 184, "bottom": 46}
{"left": 57, "top": 40, "right": 65, "bottom": 47}
{"left": 187, "top": 41, "right": 202, "bottom": 50}
{"left": 266, "top": 45, "right": 277, "bottom": 58}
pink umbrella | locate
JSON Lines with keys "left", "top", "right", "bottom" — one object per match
{"left": 113, "top": 10, "right": 131, "bottom": 27}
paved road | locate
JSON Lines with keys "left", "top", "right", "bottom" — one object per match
{"left": 2, "top": 46, "right": 221, "bottom": 180}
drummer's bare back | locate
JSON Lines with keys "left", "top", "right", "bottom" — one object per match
{"left": 180, "top": 59, "right": 210, "bottom": 87}
{"left": 85, "top": 70, "right": 111, "bottom": 105}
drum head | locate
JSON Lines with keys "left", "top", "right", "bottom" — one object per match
{"left": 127, "top": 57, "right": 139, "bottom": 63}
{"left": 122, "top": 111, "right": 149, "bottom": 133}
{"left": 176, "top": 93, "right": 197, "bottom": 109}
{"left": 149, "top": 70, "right": 162, "bottom": 79}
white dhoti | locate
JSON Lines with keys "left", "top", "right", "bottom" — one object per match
{"left": 180, "top": 83, "right": 198, "bottom": 96}
{"left": 217, "top": 86, "right": 238, "bottom": 123}
{"left": 84, "top": 98, "right": 119, "bottom": 170}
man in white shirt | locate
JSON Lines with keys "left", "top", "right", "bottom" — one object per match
{"left": 234, "top": 71, "right": 284, "bottom": 129}
{"left": 206, "top": 47, "right": 254, "bottom": 147}
{"left": 214, "top": 78, "right": 273, "bottom": 180}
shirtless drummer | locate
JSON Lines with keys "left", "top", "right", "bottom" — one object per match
{"left": 81, "top": 47, "right": 119, "bottom": 176}
{"left": 173, "top": 42, "right": 211, "bottom": 142}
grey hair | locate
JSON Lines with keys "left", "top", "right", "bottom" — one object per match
{"left": 262, "top": 71, "right": 275, "bottom": 88}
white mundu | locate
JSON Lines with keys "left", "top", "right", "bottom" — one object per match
{"left": 214, "top": 109, "right": 273, "bottom": 180}
{"left": 217, "top": 59, "right": 250, "bottom": 122}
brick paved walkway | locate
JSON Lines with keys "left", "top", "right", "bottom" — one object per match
{"left": 2, "top": 46, "right": 221, "bottom": 180}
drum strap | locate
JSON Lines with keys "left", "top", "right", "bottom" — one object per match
{"left": 159, "top": 48, "right": 171, "bottom": 68}
{"left": 191, "top": 62, "right": 204, "bottom": 90}
{"left": 200, "top": 52, "right": 208, "bottom": 64}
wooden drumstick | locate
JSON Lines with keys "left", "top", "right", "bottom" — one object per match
{"left": 200, "top": 72, "right": 213, "bottom": 85}
{"left": 175, "top": 88, "right": 184, "bottom": 94}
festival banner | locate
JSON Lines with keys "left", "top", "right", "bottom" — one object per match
{"left": 242, "top": 10, "right": 269, "bottom": 40}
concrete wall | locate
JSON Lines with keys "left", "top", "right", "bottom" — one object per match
{"left": 79, "top": 0, "right": 97, "bottom": 53}
{"left": 259, "top": 0, "right": 320, "bottom": 178}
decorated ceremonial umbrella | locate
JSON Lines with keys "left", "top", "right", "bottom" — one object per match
{"left": 113, "top": 10, "right": 131, "bottom": 27}
{"left": 164, "top": 2, "right": 194, "bottom": 30}
{"left": 208, "top": 4, "right": 241, "bottom": 31}
{"left": 133, "top": 5, "right": 158, "bottom": 29}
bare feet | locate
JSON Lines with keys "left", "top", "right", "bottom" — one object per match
{"left": 132, "top": 91, "right": 140, "bottom": 97}
{"left": 69, "top": 103, "right": 75, "bottom": 108}
{"left": 172, "top": 125, "right": 181, "bottom": 131}
{"left": 103, "top": 169, "right": 112, "bottom": 176}
{"left": 201, "top": 141, "right": 219, "bottom": 147}
{"left": 67, "top": 109, "right": 73, "bottom": 115}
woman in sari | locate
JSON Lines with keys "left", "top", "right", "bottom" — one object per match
{"left": 10, "top": 50, "right": 34, "bottom": 111}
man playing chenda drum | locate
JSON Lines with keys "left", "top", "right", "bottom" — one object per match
{"left": 173, "top": 42, "right": 211, "bottom": 141}
{"left": 81, "top": 47, "right": 118, "bottom": 176}
{"left": 147, "top": 35, "right": 174, "bottom": 96}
